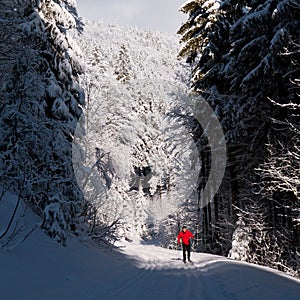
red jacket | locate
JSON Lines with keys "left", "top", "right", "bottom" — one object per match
{"left": 177, "top": 230, "right": 194, "bottom": 245}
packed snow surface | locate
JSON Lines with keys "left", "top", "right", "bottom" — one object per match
{"left": 1, "top": 194, "right": 300, "bottom": 300}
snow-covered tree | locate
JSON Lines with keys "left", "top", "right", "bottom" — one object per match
{"left": 229, "top": 216, "right": 252, "bottom": 261}
{"left": 178, "top": 0, "right": 300, "bottom": 275}
{"left": 114, "top": 44, "right": 134, "bottom": 83}
{"left": 74, "top": 22, "right": 200, "bottom": 244}
{"left": 178, "top": 0, "right": 232, "bottom": 92}
{"left": 226, "top": 0, "right": 299, "bottom": 103}
{"left": 87, "top": 44, "right": 109, "bottom": 73}
{"left": 0, "top": 0, "right": 87, "bottom": 244}
{"left": 254, "top": 120, "right": 300, "bottom": 276}
{"left": 228, "top": 0, "right": 300, "bottom": 274}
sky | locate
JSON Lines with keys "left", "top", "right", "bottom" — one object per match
{"left": 76, "top": 0, "right": 187, "bottom": 34}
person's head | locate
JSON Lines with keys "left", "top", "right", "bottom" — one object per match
{"left": 182, "top": 225, "right": 187, "bottom": 232}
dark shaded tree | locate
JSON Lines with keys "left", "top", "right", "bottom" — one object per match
{"left": 178, "top": 0, "right": 300, "bottom": 275}
{"left": 0, "top": 0, "right": 86, "bottom": 244}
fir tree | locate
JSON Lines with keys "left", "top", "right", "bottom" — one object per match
{"left": 178, "top": 0, "right": 300, "bottom": 275}
{"left": 228, "top": 216, "right": 252, "bottom": 261}
{"left": 178, "top": 0, "right": 232, "bottom": 93}
{"left": 0, "top": 0, "right": 86, "bottom": 244}
{"left": 227, "top": 0, "right": 300, "bottom": 103}
{"left": 87, "top": 44, "right": 108, "bottom": 73}
{"left": 114, "top": 44, "right": 133, "bottom": 83}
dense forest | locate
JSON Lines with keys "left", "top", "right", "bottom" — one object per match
{"left": 177, "top": 0, "right": 300, "bottom": 275}
{"left": 0, "top": 0, "right": 92, "bottom": 245}
{"left": 0, "top": 0, "right": 299, "bottom": 277}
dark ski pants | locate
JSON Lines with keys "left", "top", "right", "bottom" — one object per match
{"left": 182, "top": 243, "right": 191, "bottom": 262}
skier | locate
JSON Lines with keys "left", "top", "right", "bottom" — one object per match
{"left": 177, "top": 225, "right": 194, "bottom": 263}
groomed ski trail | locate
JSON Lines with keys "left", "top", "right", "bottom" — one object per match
{"left": 109, "top": 240, "right": 300, "bottom": 300}
{"left": 1, "top": 194, "right": 300, "bottom": 300}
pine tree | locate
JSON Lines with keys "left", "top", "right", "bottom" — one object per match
{"left": 87, "top": 44, "right": 108, "bottom": 73}
{"left": 114, "top": 44, "right": 133, "bottom": 83}
{"left": 226, "top": 0, "right": 300, "bottom": 103}
{"left": 228, "top": 216, "right": 252, "bottom": 261}
{"left": 254, "top": 121, "right": 300, "bottom": 275}
{"left": 178, "top": 0, "right": 300, "bottom": 275}
{"left": 178, "top": 0, "right": 231, "bottom": 92}
{"left": 177, "top": 0, "right": 236, "bottom": 254}
{"left": 226, "top": 0, "right": 300, "bottom": 274}
{"left": 0, "top": 0, "right": 86, "bottom": 244}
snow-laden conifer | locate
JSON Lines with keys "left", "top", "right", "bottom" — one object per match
{"left": 178, "top": 0, "right": 300, "bottom": 275}
{"left": 0, "top": 0, "right": 86, "bottom": 244}
{"left": 74, "top": 22, "right": 200, "bottom": 244}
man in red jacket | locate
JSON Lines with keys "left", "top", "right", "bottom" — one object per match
{"left": 177, "top": 225, "right": 195, "bottom": 263}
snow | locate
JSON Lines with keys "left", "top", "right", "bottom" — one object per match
{"left": 1, "top": 193, "right": 300, "bottom": 300}
{"left": 73, "top": 22, "right": 202, "bottom": 242}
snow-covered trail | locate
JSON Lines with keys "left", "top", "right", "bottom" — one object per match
{"left": 1, "top": 230, "right": 300, "bottom": 300}
{"left": 105, "top": 241, "right": 225, "bottom": 300}
{"left": 1, "top": 195, "right": 300, "bottom": 300}
{"left": 109, "top": 241, "right": 300, "bottom": 300}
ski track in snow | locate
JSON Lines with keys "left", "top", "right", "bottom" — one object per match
{"left": 111, "top": 241, "right": 300, "bottom": 300}
{"left": 121, "top": 242, "right": 234, "bottom": 300}
{"left": 1, "top": 232, "right": 300, "bottom": 300}
{"left": 1, "top": 195, "right": 300, "bottom": 300}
